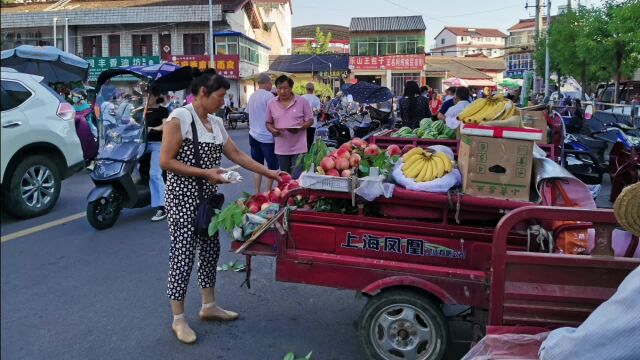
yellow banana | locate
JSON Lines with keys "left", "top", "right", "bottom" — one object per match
{"left": 432, "top": 156, "right": 446, "bottom": 178}
{"left": 405, "top": 159, "right": 426, "bottom": 179}
{"left": 472, "top": 101, "right": 493, "bottom": 122}
{"left": 402, "top": 147, "right": 424, "bottom": 161}
{"left": 402, "top": 153, "right": 424, "bottom": 171}
{"left": 434, "top": 152, "right": 453, "bottom": 173}
{"left": 416, "top": 159, "right": 431, "bottom": 182}
{"left": 499, "top": 101, "right": 514, "bottom": 120}
{"left": 458, "top": 98, "right": 487, "bottom": 121}
{"left": 483, "top": 100, "right": 506, "bottom": 121}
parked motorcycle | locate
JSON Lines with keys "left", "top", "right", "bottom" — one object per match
{"left": 86, "top": 63, "right": 196, "bottom": 229}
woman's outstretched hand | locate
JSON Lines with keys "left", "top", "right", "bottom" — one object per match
{"left": 203, "top": 168, "right": 230, "bottom": 185}
{"left": 265, "top": 170, "right": 286, "bottom": 182}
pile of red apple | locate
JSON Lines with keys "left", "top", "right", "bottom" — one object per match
{"left": 243, "top": 173, "right": 305, "bottom": 214}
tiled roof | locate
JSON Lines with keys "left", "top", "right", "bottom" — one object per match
{"left": 350, "top": 16, "right": 426, "bottom": 33}
{"left": 269, "top": 54, "right": 350, "bottom": 72}
{"left": 292, "top": 24, "right": 350, "bottom": 41}
{"left": 0, "top": 0, "right": 248, "bottom": 14}
{"left": 507, "top": 17, "right": 556, "bottom": 31}
{"left": 441, "top": 27, "right": 507, "bottom": 38}
{"left": 424, "top": 57, "right": 494, "bottom": 79}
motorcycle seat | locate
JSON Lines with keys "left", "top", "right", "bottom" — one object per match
{"left": 575, "top": 135, "right": 608, "bottom": 149}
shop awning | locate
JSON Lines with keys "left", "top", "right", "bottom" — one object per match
{"left": 269, "top": 54, "right": 350, "bottom": 73}
{"left": 464, "top": 79, "right": 496, "bottom": 87}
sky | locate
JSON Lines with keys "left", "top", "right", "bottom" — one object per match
{"left": 292, "top": 0, "right": 604, "bottom": 51}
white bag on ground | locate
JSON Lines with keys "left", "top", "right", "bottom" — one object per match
{"left": 392, "top": 145, "right": 461, "bottom": 193}
{"left": 355, "top": 174, "right": 395, "bottom": 201}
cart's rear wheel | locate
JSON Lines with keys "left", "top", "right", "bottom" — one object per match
{"left": 359, "top": 289, "right": 448, "bottom": 360}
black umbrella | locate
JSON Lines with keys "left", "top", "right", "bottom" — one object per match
{"left": 343, "top": 81, "right": 393, "bottom": 104}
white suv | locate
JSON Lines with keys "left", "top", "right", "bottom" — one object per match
{"left": 1, "top": 67, "right": 84, "bottom": 218}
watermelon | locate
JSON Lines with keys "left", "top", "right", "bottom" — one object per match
{"left": 419, "top": 118, "right": 433, "bottom": 129}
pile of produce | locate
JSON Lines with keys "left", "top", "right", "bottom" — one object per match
{"left": 208, "top": 175, "right": 306, "bottom": 236}
{"left": 301, "top": 138, "right": 399, "bottom": 178}
{"left": 390, "top": 118, "right": 456, "bottom": 140}
{"left": 401, "top": 147, "right": 453, "bottom": 183}
{"left": 457, "top": 95, "right": 519, "bottom": 124}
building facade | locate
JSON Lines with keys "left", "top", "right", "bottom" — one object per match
{"left": 504, "top": 18, "right": 552, "bottom": 79}
{"left": 1, "top": 0, "right": 292, "bottom": 106}
{"left": 430, "top": 27, "right": 506, "bottom": 58}
{"left": 292, "top": 24, "right": 350, "bottom": 54}
{"left": 348, "top": 16, "right": 426, "bottom": 96}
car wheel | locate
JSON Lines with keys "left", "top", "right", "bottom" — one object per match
{"left": 359, "top": 289, "right": 449, "bottom": 360}
{"left": 86, "top": 190, "right": 121, "bottom": 230}
{"left": 4, "top": 155, "right": 61, "bottom": 218}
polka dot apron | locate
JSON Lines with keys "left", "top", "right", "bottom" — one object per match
{"left": 166, "top": 119, "right": 223, "bottom": 301}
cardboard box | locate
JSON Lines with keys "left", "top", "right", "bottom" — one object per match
{"left": 521, "top": 109, "right": 548, "bottom": 144}
{"left": 458, "top": 125, "right": 543, "bottom": 201}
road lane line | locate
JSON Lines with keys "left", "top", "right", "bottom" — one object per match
{"left": 2, "top": 166, "right": 243, "bottom": 243}
{"left": 1, "top": 212, "right": 86, "bottom": 243}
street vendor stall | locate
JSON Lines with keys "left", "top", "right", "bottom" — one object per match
{"left": 211, "top": 123, "right": 639, "bottom": 359}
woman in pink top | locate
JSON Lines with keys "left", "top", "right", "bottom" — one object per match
{"left": 265, "top": 75, "right": 314, "bottom": 178}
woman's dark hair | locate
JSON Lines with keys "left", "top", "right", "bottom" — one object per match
{"left": 446, "top": 87, "right": 457, "bottom": 95}
{"left": 275, "top": 75, "right": 294, "bottom": 88}
{"left": 190, "top": 69, "right": 231, "bottom": 96}
{"left": 455, "top": 86, "right": 470, "bottom": 101}
{"left": 403, "top": 81, "right": 421, "bottom": 116}
{"left": 156, "top": 96, "right": 165, "bottom": 105}
{"left": 419, "top": 85, "right": 428, "bottom": 93}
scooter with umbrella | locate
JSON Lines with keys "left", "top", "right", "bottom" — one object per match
{"left": 86, "top": 63, "right": 197, "bottom": 229}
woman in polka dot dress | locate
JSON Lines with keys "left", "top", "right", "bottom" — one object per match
{"left": 160, "top": 70, "right": 283, "bottom": 344}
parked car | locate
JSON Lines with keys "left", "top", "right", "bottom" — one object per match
{"left": 1, "top": 67, "right": 84, "bottom": 218}
{"left": 596, "top": 81, "right": 640, "bottom": 104}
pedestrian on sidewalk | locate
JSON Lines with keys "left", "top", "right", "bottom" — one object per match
{"left": 160, "top": 69, "right": 283, "bottom": 344}
{"left": 301, "top": 82, "right": 321, "bottom": 151}
{"left": 247, "top": 73, "right": 278, "bottom": 194}
{"left": 265, "top": 75, "right": 314, "bottom": 178}
{"left": 144, "top": 90, "right": 169, "bottom": 221}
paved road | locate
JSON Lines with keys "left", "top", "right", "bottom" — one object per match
{"left": 1, "top": 124, "right": 472, "bottom": 360}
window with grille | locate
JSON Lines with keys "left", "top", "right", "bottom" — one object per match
{"left": 183, "top": 33, "right": 205, "bottom": 54}
{"left": 132, "top": 34, "right": 152, "bottom": 56}
{"left": 82, "top": 36, "right": 102, "bottom": 57}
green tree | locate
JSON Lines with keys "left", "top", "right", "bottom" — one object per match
{"left": 293, "top": 81, "right": 333, "bottom": 99}
{"left": 601, "top": 0, "right": 640, "bottom": 102}
{"left": 535, "top": 0, "right": 640, "bottom": 100}
{"left": 298, "top": 27, "right": 333, "bottom": 55}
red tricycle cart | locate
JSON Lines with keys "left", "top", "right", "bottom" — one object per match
{"left": 232, "top": 185, "right": 639, "bottom": 359}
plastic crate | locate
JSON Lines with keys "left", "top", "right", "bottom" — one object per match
{"left": 299, "top": 170, "right": 357, "bottom": 192}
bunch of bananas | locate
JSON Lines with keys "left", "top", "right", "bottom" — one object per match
{"left": 458, "top": 95, "right": 518, "bottom": 124}
{"left": 401, "top": 147, "right": 453, "bottom": 183}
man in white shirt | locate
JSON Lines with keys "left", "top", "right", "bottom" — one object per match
{"left": 444, "top": 86, "right": 471, "bottom": 130}
{"left": 100, "top": 95, "right": 117, "bottom": 127}
{"left": 247, "top": 73, "right": 278, "bottom": 193}
{"left": 301, "top": 82, "right": 321, "bottom": 151}
{"left": 116, "top": 94, "right": 134, "bottom": 124}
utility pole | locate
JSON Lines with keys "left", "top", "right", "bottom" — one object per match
{"left": 208, "top": 0, "right": 214, "bottom": 68}
{"left": 64, "top": 18, "right": 69, "bottom": 52}
{"left": 544, "top": 0, "right": 552, "bottom": 98}
{"left": 533, "top": 0, "right": 542, "bottom": 93}
{"left": 53, "top": 17, "right": 58, "bottom": 49}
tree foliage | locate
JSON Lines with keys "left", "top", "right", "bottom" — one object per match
{"left": 297, "top": 27, "right": 333, "bottom": 55}
{"left": 292, "top": 81, "right": 333, "bottom": 99}
{"left": 534, "top": 0, "right": 640, "bottom": 100}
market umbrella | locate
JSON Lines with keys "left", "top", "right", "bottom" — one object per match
{"left": 443, "top": 77, "right": 468, "bottom": 87}
{"left": 1, "top": 45, "right": 89, "bottom": 83}
{"left": 343, "top": 81, "right": 393, "bottom": 104}
{"left": 96, "top": 63, "right": 197, "bottom": 93}
{"left": 499, "top": 78, "right": 523, "bottom": 88}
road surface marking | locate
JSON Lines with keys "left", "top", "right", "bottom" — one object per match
{"left": 2, "top": 166, "right": 243, "bottom": 243}
{"left": 1, "top": 212, "right": 86, "bottom": 243}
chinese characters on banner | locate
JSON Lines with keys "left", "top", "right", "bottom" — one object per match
{"left": 340, "top": 232, "right": 466, "bottom": 259}
{"left": 349, "top": 55, "right": 425, "bottom": 71}
{"left": 86, "top": 56, "right": 160, "bottom": 81}
{"left": 172, "top": 54, "right": 240, "bottom": 80}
